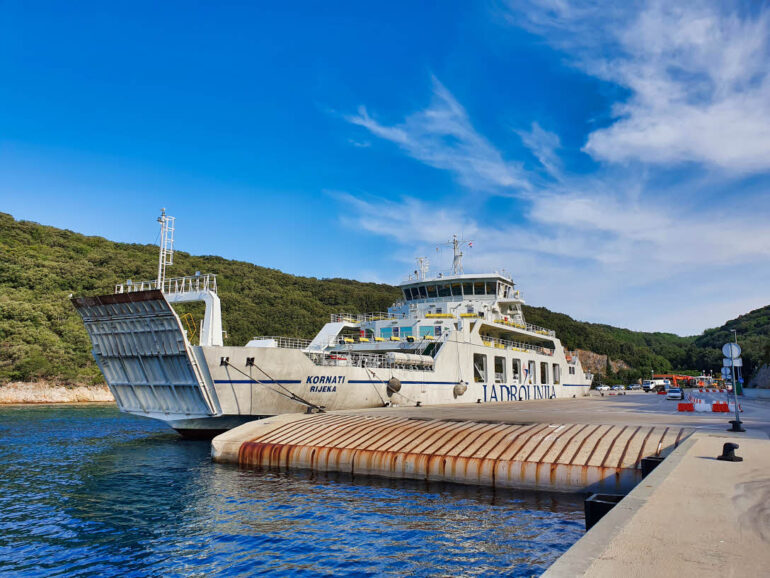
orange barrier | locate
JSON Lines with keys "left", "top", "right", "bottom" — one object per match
{"left": 712, "top": 402, "right": 729, "bottom": 412}
{"left": 677, "top": 402, "right": 694, "bottom": 412}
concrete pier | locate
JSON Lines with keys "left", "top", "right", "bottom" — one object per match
{"left": 212, "top": 412, "right": 687, "bottom": 492}
{"left": 212, "top": 391, "right": 770, "bottom": 575}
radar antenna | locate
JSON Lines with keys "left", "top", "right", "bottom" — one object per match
{"left": 156, "top": 208, "right": 175, "bottom": 289}
{"left": 446, "top": 234, "right": 472, "bottom": 275}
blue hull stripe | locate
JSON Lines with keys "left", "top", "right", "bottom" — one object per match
{"left": 348, "top": 380, "right": 460, "bottom": 385}
{"left": 214, "top": 379, "right": 302, "bottom": 384}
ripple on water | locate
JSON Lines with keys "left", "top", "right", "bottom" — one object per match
{"left": 0, "top": 405, "right": 585, "bottom": 576}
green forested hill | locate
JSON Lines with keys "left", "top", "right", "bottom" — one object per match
{"left": 0, "top": 212, "right": 766, "bottom": 385}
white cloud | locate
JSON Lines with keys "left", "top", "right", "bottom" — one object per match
{"left": 517, "top": 122, "right": 563, "bottom": 178}
{"left": 347, "top": 77, "right": 531, "bottom": 192}
{"left": 507, "top": 1, "right": 770, "bottom": 172}
{"left": 335, "top": 1, "right": 770, "bottom": 335}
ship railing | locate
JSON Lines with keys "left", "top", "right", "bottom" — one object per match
{"left": 492, "top": 318, "right": 555, "bottom": 336}
{"left": 305, "top": 350, "right": 433, "bottom": 371}
{"left": 249, "top": 336, "right": 313, "bottom": 350}
{"left": 480, "top": 335, "right": 555, "bottom": 356}
{"left": 331, "top": 312, "right": 407, "bottom": 324}
{"left": 115, "top": 274, "right": 218, "bottom": 295}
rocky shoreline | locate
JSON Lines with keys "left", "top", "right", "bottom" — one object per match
{"left": 0, "top": 382, "right": 114, "bottom": 404}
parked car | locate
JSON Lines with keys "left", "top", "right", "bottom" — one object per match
{"left": 596, "top": 385, "right": 610, "bottom": 391}
{"left": 666, "top": 387, "right": 684, "bottom": 400}
{"left": 611, "top": 385, "right": 624, "bottom": 391}
{"left": 628, "top": 384, "right": 642, "bottom": 390}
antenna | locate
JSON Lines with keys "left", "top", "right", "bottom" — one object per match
{"left": 445, "top": 234, "right": 473, "bottom": 275}
{"left": 156, "top": 208, "right": 175, "bottom": 290}
{"left": 416, "top": 257, "right": 429, "bottom": 280}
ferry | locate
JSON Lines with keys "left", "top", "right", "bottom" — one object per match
{"left": 72, "top": 211, "right": 593, "bottom": 436}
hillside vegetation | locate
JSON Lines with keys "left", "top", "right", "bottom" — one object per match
{"left": 0, "top": 212, "right": 766, "bottom": 385}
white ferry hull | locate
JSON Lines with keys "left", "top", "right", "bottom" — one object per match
{"left": 73, "top": 286, "right": 591, "bottom": 436}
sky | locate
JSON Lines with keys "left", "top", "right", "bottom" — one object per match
{"left": 1, "top": 1, "right": 769, "bottom": 336}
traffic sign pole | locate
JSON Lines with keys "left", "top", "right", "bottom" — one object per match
{"left": 723, "top": 341, "right": 745, "bottom": 432}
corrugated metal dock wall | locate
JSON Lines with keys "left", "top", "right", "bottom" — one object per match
{"left": 212, "top": 414, "right": 690, "bottom": 493}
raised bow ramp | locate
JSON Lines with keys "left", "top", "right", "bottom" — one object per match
{"left": 72, "top": 290, "right": 220, "bottom": 421}
{"left": 212, "top": 413, "right": 690, "bottom": 493}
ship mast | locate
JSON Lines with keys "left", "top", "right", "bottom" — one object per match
{"left": 448, "top": 234, "right": 472, "bottom": 275}
{"left": 156, "top": 208, "right": 175, "bottom": 290}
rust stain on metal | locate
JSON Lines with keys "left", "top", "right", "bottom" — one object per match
{"left": 235, "top": 415, "right": 691, "bottom": 493}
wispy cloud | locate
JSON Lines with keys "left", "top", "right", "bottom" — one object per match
{"left": 335, "top": 1, "right": 770, "bottom": 335}
{"left": 508, "top": 1, "right": 770, "bottom": 172}
{"left": 346, "top": 77, "right": 531, "bottom": 192}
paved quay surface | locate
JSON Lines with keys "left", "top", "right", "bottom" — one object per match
{"left": 545, "top": 431, "right": 770, "bottom": 577}
{"left": 341, "top": 390, "right": 770, "bottom": 437}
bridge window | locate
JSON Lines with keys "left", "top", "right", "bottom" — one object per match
{"left": 451, "top": 282, "right": 462, "bottom": 296}
{"left": 486, "top": 281, "right": 497, "bottom": 295}
{"left": 473, "top": 354, "right": 487, "bottom": 383}
{"left": 463, "top": 282, "right": 473, "bottom": 296}
{"left": 418, "top": 286, "right": 427, "bottom": 299}
{"left": 512, "top": 358, "right": 521, "bottom": 383}
{"left": 426, "top": 285, "right": 438, "bottom": 298}
{"left": 553, "top": 364, "right": 560, "bottom": 384}
{"left": 494, "top": 356, "right": 506, "bottom": 383}
{"left": 419, "top": 326, "right": 434, "bottom": 338}
{"left": 438, "top": 284, "right": 451, "bottom": 297}
{"left": 540, "top": 362, "right": 548, "bottom": 384}
{"left": 473, "top": 281, "right": 485, "bottom": 295}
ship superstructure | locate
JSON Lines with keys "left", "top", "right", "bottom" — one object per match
{"left": 72, "top": 215, "right": 592, "bottom": 436}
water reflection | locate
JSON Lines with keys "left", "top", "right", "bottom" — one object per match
{"left": 0, "top": 405, "right": 584, "bottom": 576}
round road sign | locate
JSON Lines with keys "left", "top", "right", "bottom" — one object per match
{"left": 722, "top": 343, "right": 741, "bottom": 359}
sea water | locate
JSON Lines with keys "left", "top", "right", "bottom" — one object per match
{"left": 0, "top": 405, "right": 585, "bottom": 576}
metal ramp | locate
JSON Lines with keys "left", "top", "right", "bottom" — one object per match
{"left": 72, "top": 290, "right": 221, "bottom": 420}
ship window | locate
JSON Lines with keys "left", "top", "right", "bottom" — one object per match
{"left": 401, "top": 327, "right": 413, "bottom": 338}
{"left": 528, "top": 360, "right": 536, "bottom": 383}
{"left": 474, "top": 281, "right": 485, "bottom": 295}
{"left": 463, "top": 282, "right": 473, "bottom": 296}
{"left": 426, "top": 285, "right": 438, "bottom": 298}
{"left": 402, "top": 289, "right": 410, "bottom": 301}
{"left": 466, "top": 306, "right": 474, "bottom": 314}
{"left": 473, "top": 354, "right": 487, "bottom": 383}
{"left": 512, "top": 359, "right": 521, "bottom": 383}
{"left": 569, "top": 366, "right": 575, "bottom": 375}
{"left": 434, "top": 325, "right": 442, "bottom": 337}
{"left": 438, "top": 284, "right": 451, "bottom": 297}
{"left": 494, "top": 356, "right": 506, "bottom": 383}
{"left": 392, "top": 327, "right": 400, "bottom": 337}
{"left": 486, "top": 281, "right": 497, "bottom": 295}
{"left": 380, "top": 327, "right": 393, "bottom": 339}
{"left": 418, "top": 286, "right": 427, "bottom": 299}
{"left": 435, "top": 308, "right": 442, "bottom": 314}
{"left": 540, "top": 362, "right": 548, "bottom": 384}
{"left": 451, "top": 283, "right": 462, "bottom": 296}
{"left": 419, "top": 326, "right": 435, "bottom": 337}
{"left": 553, "top": 364, "right": 560, "bottom": 384}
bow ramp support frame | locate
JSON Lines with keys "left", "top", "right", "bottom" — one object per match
{"left": 72, "top": 290, "right": 221, "bottom": 422}
{"left": 212, "top": 413, "right": 689, "bottom": 493}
